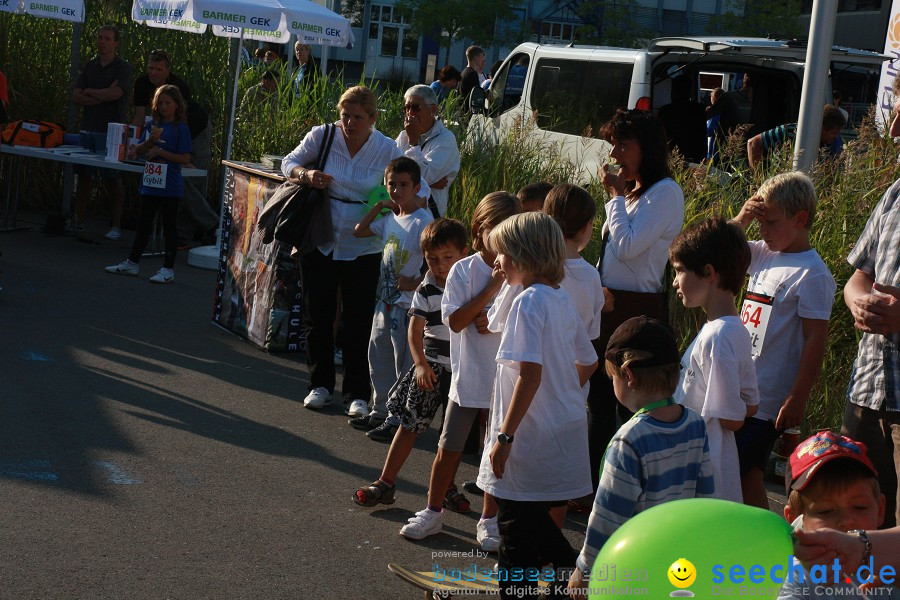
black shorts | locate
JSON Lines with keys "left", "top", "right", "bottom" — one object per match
{"left": 735, "top": 417, "right": 781, "bottom": 475}
{"left": 385, "top": 360, "right": 451, "bottom": 434}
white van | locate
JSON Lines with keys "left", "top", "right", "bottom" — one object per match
{"left": 468, "top": 37, "right": 887, "bottom": 180}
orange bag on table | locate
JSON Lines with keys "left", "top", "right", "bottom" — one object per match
{"left": 1, "top": 120, "right": 65, "bottom": 148}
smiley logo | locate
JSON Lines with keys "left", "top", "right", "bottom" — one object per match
{"left": 668, "top": 558, "right": 696, "bottom": 588}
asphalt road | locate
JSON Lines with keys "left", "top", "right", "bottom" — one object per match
{"left": 0, "top": 214, "right": 595, "bottom": 600}
{"left": 0, "top": 213, "right": 789, "bottom": 600}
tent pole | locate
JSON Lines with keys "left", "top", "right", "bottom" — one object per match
{"left": 62, "top": 21, "right": 83, "bottom": 218}
{"left": 210, "top": 34, "right": 241, "bottom": 254}
{"left": 224, "top": 30, "right": 244, "bottom": 162}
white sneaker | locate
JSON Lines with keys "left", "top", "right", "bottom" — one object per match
{"left": 477, "top": 516, "right": 500, "bottom": 552}
{"left": 346, "top": 399, "right": 369, "bottom": 417}
{"left": 303, "top": 387, "right": 331, "bottom": 409}
{"left": 399, "top": 508, "right": 443, "bottom": 540}
{"left": 105, "top": 260, "right": 139, "bottom": 276}
{"left": 149, "top": 268, "right": 175, "bottom": 284}
{"left": 104, "top": 228, "right": 121, "bottom": 240}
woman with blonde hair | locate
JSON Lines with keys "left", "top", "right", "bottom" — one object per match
{"left": 292, "top": 41, "right": 318, "bottom": 96}
{"left": 281, "top": 86, "right": 404, "bottom": 413}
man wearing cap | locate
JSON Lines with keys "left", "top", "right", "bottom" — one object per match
{"left": 780, "top": 431, "right": 897, "bottom": 600}
{"left": 132, "top": 48, "right": 217, "bottom": 247}
{"left": 569, "top": 317, "right": 715, "bottom": 596}
{"left": 71, "top": 25, "right": 133, "bottom": 239}
{"left": 842, "top": 73, "right": 900, "bottom": 529}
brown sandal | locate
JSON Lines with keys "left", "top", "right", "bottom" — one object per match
{"left": 354, "top": 480, "right": 396, "bottom": 507}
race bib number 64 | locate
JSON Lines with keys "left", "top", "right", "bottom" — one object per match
{"left": 142, "top": 161, "right": 168, "bottom": 189}
{"left": 741, "top": 291, "right": 773, "bottom": 357}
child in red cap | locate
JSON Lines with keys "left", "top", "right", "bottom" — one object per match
{"left": 779, "top": 431, "right": 896, "bottom": 599}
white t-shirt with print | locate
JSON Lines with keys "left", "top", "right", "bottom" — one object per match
{"left": 487, "top": 258, "right": 604, "bottom": 339}
{"left": 675, "top": 316, "right": 760, "bottom": 502}
{"left": 441, "top": 253, "right": 502, "bottom": 408}
{"left": 742, "top": 240, "right": 836, "bottom": 420}
{"left": 477, "top": 284, "right": 597, "bottom": 501}
{"left": 369, "top": 207, "right": 433, "bottom": 308}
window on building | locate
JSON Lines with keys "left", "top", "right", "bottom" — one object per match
{"left": 531, "top": 58, "right": 632, "bottom": 136}
{"left": 530, "top": 20, "right": 575, "bottom": 42}
{"left": 381, "top": 26, "right": 399, "bottom": 56}
{"left": 369, "top": 5, "right": 418, "bottom": 59}
{"left": 800, "top": 0, "right": 881, "bottom": 12}
{"left": 401, "top": 29, "right": 418, "bottom": 58}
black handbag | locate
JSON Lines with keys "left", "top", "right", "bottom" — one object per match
{"left": 271, "top": 124, "right": 337, "bottom": 254}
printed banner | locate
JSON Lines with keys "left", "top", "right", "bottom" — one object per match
{"left": 22, "top": 0, "right": 83, "bottom": 22}
{"left": 132, "top": 0, "right": 207, "bottom": 33}
{"left": 213, "top": 163, "right": 306, "bottom": 353}
{"left": 877, "top": 0, "right": 900, "bottom": 127}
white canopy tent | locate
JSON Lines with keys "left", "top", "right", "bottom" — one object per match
{"left": 131, "top": 0, "right": 353, "bottom": 268}
{"left": 1, "top": 1, "right": 86, "bottom": 224}
{"left": 0, "top": 0, "right": 84, "bottom": 21}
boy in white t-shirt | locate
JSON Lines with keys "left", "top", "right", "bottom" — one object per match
{"left": 351, "top": 156, "right": 433, "bottom": 438}
{"left": 731, "top": 171, "right": 836, "bottom": 509}
{"left": 477, "top": 212, "right": 598, "bottom": 598}
{"left": 671, "top": 217, "right": 760, "bottom": 503}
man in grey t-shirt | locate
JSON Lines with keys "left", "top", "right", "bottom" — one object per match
{"left": 71, "top": 25, "right": 133, "bottom": 239}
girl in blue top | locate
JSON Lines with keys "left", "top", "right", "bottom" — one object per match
{"left": 105, "top": 84, "right": 192, "bottom": 284}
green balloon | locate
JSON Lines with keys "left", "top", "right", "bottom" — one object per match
{"left": 367, "top": 185, "right": 390, "bottom": 208}
{"left": 590, "top": 498, "right": 793, "bottom": 598}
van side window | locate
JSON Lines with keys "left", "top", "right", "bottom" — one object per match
{"left": 531, "top": 58, "right": 632, "bottom": 136}
{"left": 488, "top": 53, "right": 529, "bottom": 115}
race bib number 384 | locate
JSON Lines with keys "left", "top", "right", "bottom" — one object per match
{"left": 142, "top": 161, "right": 168, "bottom": 189}
{"left": 741, "top": 291, "right": 773, "bottom": 357}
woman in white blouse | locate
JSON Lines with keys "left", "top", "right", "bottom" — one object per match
{"left": 281, "top": 86, "right": 402, "bottom": 411}
{"left": 585, "top": 108, "right": 686, "bottom": 492}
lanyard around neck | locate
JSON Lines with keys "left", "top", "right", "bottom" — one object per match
{"left": 597, "top": 397, "right": 676, "bottom": 482}
{"left": 632, "top": 396, "right": 675, "bottom": 417}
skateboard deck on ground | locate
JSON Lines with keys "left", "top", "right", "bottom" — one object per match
{"left": 388, "top": 563, "right": 551, "bottom": 598}
{"left": 389, "top": 562, "right": 499, "bottom": 598}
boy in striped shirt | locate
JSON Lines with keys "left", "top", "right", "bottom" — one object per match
{"left": 569, "top": 317, "right": 716, "bottom": 594}
{"left": 353, "top": 218, "right": 469, "bottom": 507}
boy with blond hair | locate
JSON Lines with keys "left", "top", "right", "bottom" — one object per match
{"left": 779, "top": 430, "right": 898, "bottom": 599}
{"left": 670, "top": 217, "right": 760, "bottom": 503}
{"left": 568, "top": 317, "right": 716, "bottom": 595}
{"left": 731, "top": 171, "right": 836, "bottom": 508}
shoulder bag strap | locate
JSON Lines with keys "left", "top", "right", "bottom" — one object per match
{"left": 316, "top": 123, "right": 337, "bottom": 171}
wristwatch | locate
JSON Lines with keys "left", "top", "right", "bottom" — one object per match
{"left": 848, "top": 530, "right": 871, "bottom": 570}
{"left": 497, "top": 432, "right": 514, "bottom": 445}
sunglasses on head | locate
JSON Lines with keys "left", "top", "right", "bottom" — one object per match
{"left": 149, "top": 49, "right": 170, "bottom": 64}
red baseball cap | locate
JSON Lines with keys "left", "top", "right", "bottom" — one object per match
{"left": 788, "top": 430, "right": 878, "bottom": 491}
